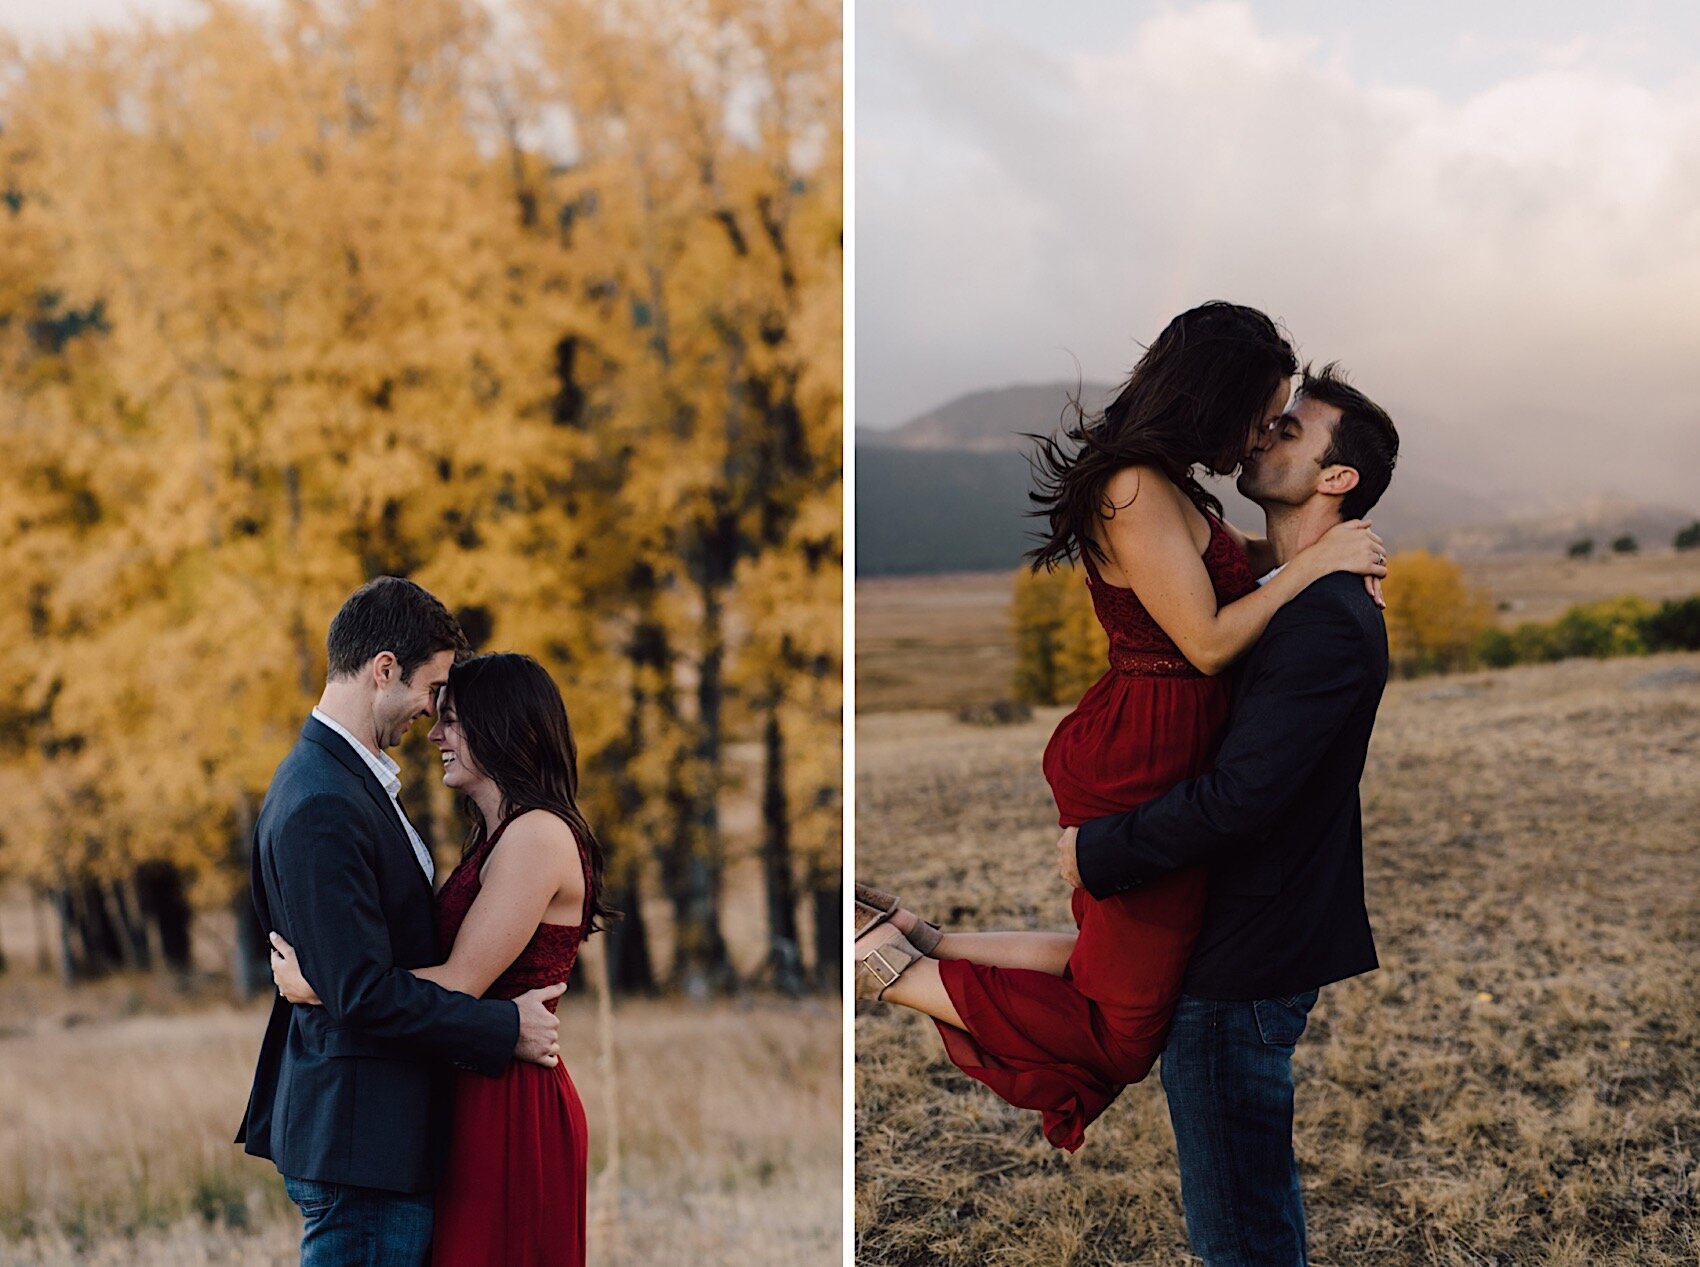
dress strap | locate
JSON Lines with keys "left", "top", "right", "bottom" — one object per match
{"left": 569, "top": 825, "right": 593, "bottom": 929}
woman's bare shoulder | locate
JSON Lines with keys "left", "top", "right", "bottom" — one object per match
{"left": 493, "top": 809, "right": 580, "bottom": 861}
{"left": 1102, "top": 465, "right": 1189, "bottom": 523}
{"left": 485, "top": 810, "right": 584, "bottom": 903}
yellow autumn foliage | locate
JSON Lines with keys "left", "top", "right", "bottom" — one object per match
{"left": 1383, "top": 550, "right": 1495, "bottom": 677}
{"left": 0, "top": 0, "right": 841, "bottom": 985}
{"left": 1012, "top": 564, "right": 1109, "bottom": 705}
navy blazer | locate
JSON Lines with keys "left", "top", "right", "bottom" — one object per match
{"left": 236, "top": 717, "right": 519, "bottom": 1193}
{"left": 1075, "top": 571, "right": 1388, "bottom": 1000}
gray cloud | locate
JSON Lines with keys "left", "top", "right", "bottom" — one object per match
{"left": 858, "top": 1, "right": 1700, "bottom": 507}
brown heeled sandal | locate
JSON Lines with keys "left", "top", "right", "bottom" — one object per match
{"left": 854, "top": 881, "right": 943, "bottom": 955}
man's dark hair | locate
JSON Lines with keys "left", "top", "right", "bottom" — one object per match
{"left": 1302, "top": 362, "right": 1399, "bottom": 522}
{"left": 325, "top": 577, "right": 470, "bottom": 682}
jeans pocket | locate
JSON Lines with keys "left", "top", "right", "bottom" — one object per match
{"left": 283, "top": 1176, "right": 338, "bottom": 1219}
{"left": 1253, "top": 989, "right": 1319, "bottom": 1047}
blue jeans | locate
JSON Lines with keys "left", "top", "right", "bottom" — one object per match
{"left": 1159, "top": 990, "right": 1320, "bottom": 1267}
{"left": 282, "top": 1175, "right": 434, "bottom": 1267}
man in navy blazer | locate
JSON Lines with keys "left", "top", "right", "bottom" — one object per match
{"left": 238, "top": 577, "right": 565, "bottom": 1265}
{"left": 1059, "top": 365, "right": 1399, "bottom": 1267}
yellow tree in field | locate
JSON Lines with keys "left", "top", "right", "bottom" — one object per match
{"left": 1383, "top": 550, "right": 1494, "bottom": 676}
{"left": 523, "top": 0, "right": 842, "bottom": 993}
{"left": 0, "top": 0, "right": 610, "bottom": 981}
{"left": 1013, "top": 565, "right": 1107, "bottom": 705}
{"left": 729, "top": 484, "right": 842, "bottom": 992}
{"left": 0, "top": 0, "right": 843, "bottom": 994}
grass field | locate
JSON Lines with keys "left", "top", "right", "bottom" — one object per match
{"left": 854, "top": 651, "right": 1700, "bottom": 1265}
{"left": 854, "top": 548, "right": 1700, "bottom": 714}
{"left": 0, "top": 700, "right": 842, "bottom": 1266}
{"left": 0, "top": 965, "right": 840, "bottom": 1266}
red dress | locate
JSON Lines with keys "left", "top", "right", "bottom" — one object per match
{"left": 936, "top": 515, "right": 1257, "bottom": 1151}
{"left": 431, "top": 814, "right": 590, "bottom": 1266}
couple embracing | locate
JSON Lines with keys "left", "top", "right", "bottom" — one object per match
{"left": 237, "top": 577, "right": 613, "bottom": 1265}
{"left": 856, "top": 301, "right": 1401, "bottom": 1264}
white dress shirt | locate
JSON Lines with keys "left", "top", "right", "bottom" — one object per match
{"left": 310, "top": 707, "right": 435, "bottom": 884}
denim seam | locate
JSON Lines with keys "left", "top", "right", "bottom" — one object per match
{"left": 1207, "top": 999, "right": 1259, "bottom": 1267}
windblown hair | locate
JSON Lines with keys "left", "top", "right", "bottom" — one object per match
{"left": 326, "top": 576, "right": 470, "bottom": 682}
{"left": 1300, "top": 362, "right": 1400, "bottom": 523}
{"left": 445, "top": 653, "right": 618, "bottom": 935}
{"left": 1026, "top": 302, "right": 1297, "bottom": 571}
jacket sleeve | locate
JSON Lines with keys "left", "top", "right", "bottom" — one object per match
{"left": 267, "top": 791, "right": 518, "bottom": 1077}
{"left": 1075, "top": 598, "right": 1370, "bottom": 899}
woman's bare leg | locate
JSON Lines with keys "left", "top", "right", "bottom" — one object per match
{"left": 932, "top": 929, "right": 1076, "bottom": 977}
{"left": 858, "top": 924, "right": 966, "bottom": 1028}
{"left": 878, "top": 906, "right": 1077, "bottom": 977}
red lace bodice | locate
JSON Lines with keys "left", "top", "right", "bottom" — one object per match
{"left": 1082, "top": 514, "right": 1258, "bottom": 677}
{"left": 434, "top": 813, "right": 590, "bottom": 1009}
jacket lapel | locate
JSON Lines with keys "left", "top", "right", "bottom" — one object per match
{"left": 301, "top": 718, "right": 434, "bottom": 901}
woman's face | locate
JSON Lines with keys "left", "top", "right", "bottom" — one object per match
{"left": 1243, "top": 377, "right": 1294, "bottom": 465}
{"left": 426, "top": 687, "right": 493, "bottom": 796}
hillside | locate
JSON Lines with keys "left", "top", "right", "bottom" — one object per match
{"left": 856, "top": 384, "right": 1699, "bottom": 575}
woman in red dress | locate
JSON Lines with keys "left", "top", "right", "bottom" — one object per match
{"left": 855, "top": 302, "right": 1388, "bottom": 1152}
{"left": 274, "top": 652, "right": 615, "bottom": 1264}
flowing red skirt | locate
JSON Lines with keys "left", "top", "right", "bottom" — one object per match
{"left": 936, "top": 670, "right": 1232, "bottom": 1151}
{"left": 431, "top": 1059, "right": 588, "bottom": 1266}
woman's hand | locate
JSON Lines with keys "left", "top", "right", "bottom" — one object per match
{"left": 269, "top": 931, "right": 322, "bottom": 1006}
{"left": 1298, "top": 519, "right": 1388, "bottom": 608}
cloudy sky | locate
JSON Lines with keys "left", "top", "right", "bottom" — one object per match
{"left": 10, "top": 1, "right": 1700, "bottom": 506}
{"left": 857, "top": 1, "right": 1700, "bottom": 507}
{"left": 0, "top": 0, "right": 203, "bottom": 41}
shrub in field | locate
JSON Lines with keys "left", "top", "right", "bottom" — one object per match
{"left": 1475, "top": 626, "right": 1519, "bottom": 668}
{"left": 1547, "top": 596, "right": 1655, "bottom": 658}
{"left": 1641, "top": 596, "right": 1700, "bottom": 651}
{"left": 1478, "top": 595, "right": 1699, "bottom": 669}
{"left": 1567, "top": 537, "right": 1595, "bottom": 558}
{"left": 1612, "top": 534, "right": 1639, "bottom": 553}
{"left": 1012, "top": 565, "right": 1106, "bottom": 705}
{"left": 1384, "top": 551, "right": 1494, "bottom": 677}
{"left": 1675, "top": 521, "right": 1700, "bottom": 551}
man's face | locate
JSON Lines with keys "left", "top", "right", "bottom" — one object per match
{"left": 371, "top": 649, "right": 456, "bottom": 750}
{"left": 1237, "top": 392, "right": 1345, "bottom": 509}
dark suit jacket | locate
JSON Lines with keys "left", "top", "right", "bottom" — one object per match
{"left": 1075, "top": 571, "right": 1388, "bottom": 1000}
{"left": 236, "top": 717, "right": 519, "bottom": 1193}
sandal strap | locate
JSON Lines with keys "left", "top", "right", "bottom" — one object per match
{"left": 906, "top": 918, "right": 943, "bottom": 956}
{"left": 853, "top": 894, "right": 898, "bottom": 936}
{"left": 854, "top": 881, "right": 942, "bottom": 954}
{"left": 854, "top": 882, "right": 901, "bottom": 910}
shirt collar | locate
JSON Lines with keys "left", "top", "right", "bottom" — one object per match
{"left": 311, "top": 707, "right": 402, "bottom": 796}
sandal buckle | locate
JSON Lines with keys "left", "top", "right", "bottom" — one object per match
{"left": 864, "top": 945, "right": 905, "bottom": 989}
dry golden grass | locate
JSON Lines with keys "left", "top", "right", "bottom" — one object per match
{"left": 1470, "top": 549, "right": 1700, "bottom": 625}
{"left": 0, "top": 980, "right": 840, "bottom": 1266}
{"left": 854, "top": 652, "right": 1700, "bottom": 1265}
{"left": 856, "top": 572, "right": 1019, "bottom": 714}
{"left": 855, "top": 549, "right": 1700, "bottom": 714}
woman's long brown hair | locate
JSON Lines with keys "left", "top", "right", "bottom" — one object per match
{"left": 1026, "top": 301, "right": 1297, "bottom": 571}
{"left": 446, "top": 652, "right": 618, "bottom": 934}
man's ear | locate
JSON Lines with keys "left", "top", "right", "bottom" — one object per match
{"left": 1317, "top": 465, "right": 1361, "bottom": 498}
{"left": 371, "top": 651, "right": 399, "bottom": 686}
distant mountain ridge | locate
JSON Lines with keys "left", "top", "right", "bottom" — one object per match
{"left": 857, "top": 381, "right": 1119, "bottom": 452}
{"left": 856, "top": 383, "right": 1699, "bottom": 576}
